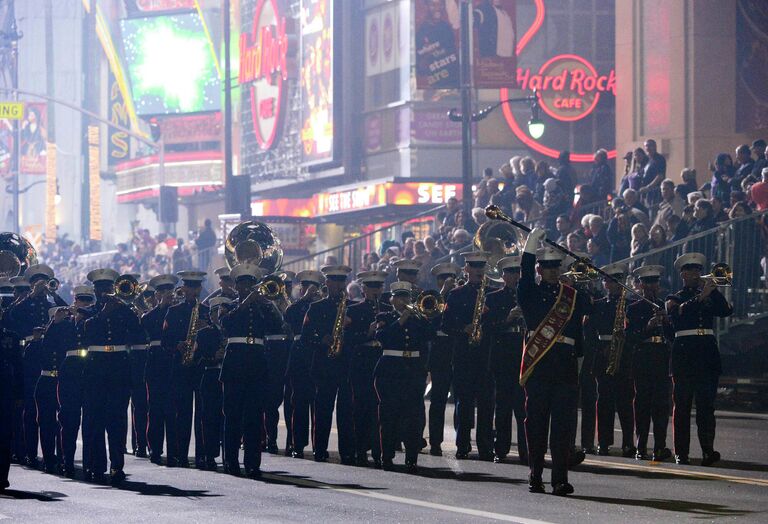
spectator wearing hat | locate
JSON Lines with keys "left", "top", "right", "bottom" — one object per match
{"left": 284, "top": 270, "right": 325, "bottom": 459}
{"left": 347, "top": 271, "right": 392, "bottom": 467}
{"left": 143, "top": 274, "right": 180, "bottom": 466}
{"left": 585, "top": 263, "right": 635, "bottom": 458}
{"left": 626, "top": 265, "right": 671, "bottom": 462}
{"left": 82, "top": 268, "right": 141, "bottom": 485}
{"left": 517, "top": 228, "right": 592, "bottom": 496}
{"left": 300, "top": 265, "right": 356, "bottom": 465}
{"left": 161, "top": 271, "right": 209, "bottom": 469}
{"left": 219, "top": 263, "right": 283, "bottom": 478}
{"left": 441, "top": 251, "right": 495, "bottom": 461}
{"left": 195, "top": 296, "right": 231, "bottom": 470}
{"left": 425, "top": 262, "right": 460, "bottom": 456}
{"left": 666, "top": 253, "right": 733, "bottom": 466}
{"left": 483, "top": 255, "right": 527, "bottom": 464}
{"left": 374, "top": 281, "right": 435, "bottom": 473}
{"left": 54, "top": 286, "right": 96, "bottom": 478}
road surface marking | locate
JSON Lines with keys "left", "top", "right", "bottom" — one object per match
{"left": 262, "top": 472, "right": 556, "bottom": 523}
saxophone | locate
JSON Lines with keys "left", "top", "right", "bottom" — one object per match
{"left": 181, "top": 300, "right": 201, "bottom": 367}
{"left": 605, "top": 288, "right": 627, "bottom": 376}
{"left": 327, "top": 292, "right": 347, "bottom": 358}
{"left": 468, "top": 276, "right": 487, "bottom": 346}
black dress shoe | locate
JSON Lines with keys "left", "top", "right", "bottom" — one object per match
{"left": 341, "top": 456, "right": 356, "bottom": 466}
{"left": 381, "top": 459, "right": 395, "bottom": 471}
{"left": 478, "top": 452, "right": 495, "bottom": 462}
{"left": 284, "top": 447, "right": 293, "bottom": 457}
{"left": 150, "top": 454, "right": 162, "bottom": 465}
{"left": 429, "top": 446, "right": 442, "bottom": 457}
{"left": 569, "top": 450, "right": 586, "bottom": 467}
{"left": 64, "top": 465, "right": 76, "bottom": 478}
{"left": 224, "top": 462, "right": 241, "bottom": 476}
{"left": 373, "top": 459, "right": 382, "bottom": 469}
{"left": 597, "top": 446, "right": 610, "bottom": 456}
{"left": 177, "top": 459, "right": 190, "bottom": 468}
{"left": 93, "top": 472, "right": 106, "bottom": 484}
{"left": 652, "top": 448, "right": 671, "bottom": 462}
{"left": 44, "top": 463, "right": 59, "bottom": 475}
{"left": 134, "top": 448, "right": 148, "bottom": 459}
{"left": 83, "top": 470, "right": 94, "bottom": 482}
{"left": 246, "top": 468, "right": 262, "bottom": 479}
{"left": 25, "top": 456, "right": 39, "bottom": 469}
{"left": 552, "top": 482, "right": 574, "bottom": 496}
{"left": 355, "top": 456, "right": 369, "bottom": 467}
{"left": 701, "top": 450, "right": 721, "bottom": 467}
{"left": 622, "top": 446, "right": 637, "bottom": 458}
{"left": 110, "top": 469, "right": 126, "bottom": 486}
{"left": 166, "top": 457, "right": 178, "bottom": 468}
{"left": 635, "top": 449, "right": 648, "bottom": 460}
{"left": 314, "top": 452, "right": 328, "bottom": 463}
{"left": 582, "top": 447, "right": 596, "bottom": 455}
{"left": 675, "top": 455, "right": 689, "bottom": 465}
{"left": 292, "top": 449, "right": 305, "bottom": 459}
{"left": 455, "top": 451, "right": 469, "bottom": 460}
{"left": 267, "top": 444, "right": 279, "bottom": 455}
{"left": 528, "top": 479, "right": 545, "bottom": 494}
{"left": 405, "top": 462, "right": 418, "bottom": 474}
{"left": 205, "top": 459, "right": 218, "bottom": 471}
{"left": 493, "top": 454, "right": 505, "bottom": 464}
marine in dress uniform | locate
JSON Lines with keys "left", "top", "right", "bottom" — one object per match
{"left": 483, "top": 256, "right": 528, "bottom": 464}
{"left": 518, "top": 229, "right": 591, "bottom": 496}
{"left": 285, "top": 270, "right": 324, "bottom": 459}
{"left": 301, "top": 265, "right": 356, "bottom": 464}
{"left": 196, "top": 296, "right": 230, "bottom": 470}
{"left": 7, "top": 277, "right": 30, "bottom": 464}
{"left": 83, "top": 268, "right": 141, "bottom": 485}
{"left": 143, "top": 274, "right": 179, "bottom": 465}
{"left": 203, "top": 267, "right": 238, "bottom": 305}
{"left": 5, "top": 264, "right": 67, "bottom": 468}
{"left": 441, "top": 252, "right": 495, "bottom": 460}
{"left": 1, "top": 317, "right": 22, "bottom": 491}
{"left": 627, "top": 265, "right": 673, "bottom": 461}
{"left": 279, "top": 270, "right": 296, "bottom": 455}
{"left": 347, "top": 270, "right": 391, "bottom": 467}
{"left": 262, "top": 274, "right": 291, "bottom": 455}
{"left": 161, "top": 271, "right": 209, "bottom": 469}
{"left": 426, "top": 262, "right": 460, "bottom": 457}
{"left": 219, "top": 263, "right": 284, "bottom": 478}
{"left": 585, "top": 263, "right": 636, "bottom": 458}
{"left": 0, "top": 278, "right": 14, "bottom": 310}
{"left": 374, "top": 281, "right": 434, "bottom": 472}
{"left": 54, "top": 286, "right": 95, "bottom": 477}
{"left": 666, "top": 253, "right": 733, "bottom": 466}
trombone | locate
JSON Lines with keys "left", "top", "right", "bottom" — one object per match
{"left": 701, "top": 263, "right": 732, "bottom": 287}
{"left": 253, "top": 276, "right": 285, "bottom": 300}
{"left": 404, "top": 291, "right": 445, "bottom": 320}
{"left": 561, "top": 260, "right": 600, "bottom": 283}
{"left": 484, "top": 205, "right": 663, "bottom": 310}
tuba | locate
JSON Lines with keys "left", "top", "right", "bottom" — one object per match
{"left": 0, "top": 232, "right": 38, "bottom": 278}
{"left": 473, "top": 220, "right": 520, "bottom": 282}
{"left": 224, "top": 220, "right": 284, "bottom": 274}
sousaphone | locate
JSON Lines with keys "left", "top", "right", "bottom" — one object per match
{"left": 0, "top": 232, "right": 38, "bottom": 278}
{"left": 224, "top": 220, "right": 284, "bottom": 274}
{"left": 473, "top": 219, "right": 522, "bottom": 281}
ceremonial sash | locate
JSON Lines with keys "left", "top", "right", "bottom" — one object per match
{"left": 520, "top": 283, "right": 577, "bottom": 386}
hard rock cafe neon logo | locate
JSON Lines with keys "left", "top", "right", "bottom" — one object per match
{"left": 239, "top": 0, "right": 290, "bottom": 150}
{"left": 518, "top": 54, "right": 616, "bottom": 122}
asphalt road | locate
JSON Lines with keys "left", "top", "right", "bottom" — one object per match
{"left": 2, "top": 405, "right": 767, "bottom": 523}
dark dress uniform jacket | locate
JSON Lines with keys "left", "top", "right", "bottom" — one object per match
{"left": 441, "top": 282, "right": 484, "bottom": 341}
{"left": 585, "top": 296, "right": 633, "bottom": 377}
{"left": 161, "top": 300, "right": 210, "bottom": 369}
{"left": 666, "top": 288, "right": 732, "bottom": 377}
{"left": 285, "top": 297, "right": 313, "bottom": 375}
{"left": 300, "top": 296, "right": 351, "bottom": 380}
{"left": 219, "top": 299, "right": 283, "bottom": 382}
{"left": 517, "top": 253, "right": 591, "bottom": 383}
{"left": 626, "top": 297, "right": 672, "bottom": 374}
{"left": 374, "top": 311, "right": 434, "bottom": 378}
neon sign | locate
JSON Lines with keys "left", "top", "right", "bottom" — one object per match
{"left": 501, "top": 0, "right": 617, "bottom": 162}
{"left": 239, "top": 0, "right": 290, "bottom": 149}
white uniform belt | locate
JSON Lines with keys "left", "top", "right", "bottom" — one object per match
{"left": 293, "top": 335, "right": 301, "bottom": 341}
{"left": 66, "top": 349, "right": 89, "bottom": 358}
{"left": 87, "top": 345, "right": 128, "bottom": 353}
{"left": 265, "top": 335, "right": 288, "bottom": 341}
{"left": 24, "top": 335, "right": 34, "bottom": 342}
{"left": 436, "top": 331, "right": 449, "bottom": 337}
{"left": 227, "top": 337, "right": 264, "bottom": 346}
{"left": 556, "top": 336, "right": 575, "bottom": 346}
{"left": 205, "top": 364, "right": 222, "bottom": 370}
{"left": 382, "top": 349, "right": 420, "bottom": 358}
{"left": 362, "top": 341, "right": 381, "bottom": 347}
{"left": 598, "top": 335, "right": 613, "bottom": 341}
{"left": 503, "top": 327, "right": 523, "bottom": 334}
{"left": 129, "top": 344, "right": 148, "bottom": 351}
{"left": 644, "top": 336, "right": 665, "bottom": 344}
{"left": 40, "top": 370, "right": 58, "bottom": 377}
{"left": 148, "top": 340, "right": 162, "bottom": 347}
{"left": 675, "top": 329, "right": 714, "bottom": 338}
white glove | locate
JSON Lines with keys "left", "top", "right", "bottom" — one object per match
{"left": 524, "top": 227, "right": 546, "bottom": 254}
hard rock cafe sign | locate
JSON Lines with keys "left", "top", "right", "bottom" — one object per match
{"left": 239, "top": 0, "right": 291, "bottom": 150}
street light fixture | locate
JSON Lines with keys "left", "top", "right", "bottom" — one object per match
{"left": 527, "top": 100, "right": 545, "bottom": 139}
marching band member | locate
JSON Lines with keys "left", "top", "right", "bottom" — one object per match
{"left": 279, "top": 270, "right": 296, "bottom": 455}
{"left": 262, "top": 274, "right": 291, "bottom": 455}
{"left": 666, "top": 253, "right": 733, "bottom": 466}
{"left": 0, "top": 313, "right": 22, "bottom": 491}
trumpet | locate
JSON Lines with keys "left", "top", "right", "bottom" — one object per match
{"left": 701, "top": 263, "right": 732, "bottom": 287}
{"left": 253, "top": 277, "right": 285, "bottom": 300}
{"left": 561, "top": 260, "right": 600, "bottom": 283}
{"left": 46, "top": 278, "right": 60, "bottom": 292}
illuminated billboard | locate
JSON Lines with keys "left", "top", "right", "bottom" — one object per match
{"left": 120, "top": 12, "right": 221, "bottom": 115}
{"left": 299, "top": 0, "right": 337, "bottom": 166}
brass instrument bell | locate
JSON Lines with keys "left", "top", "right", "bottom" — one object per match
{"left": 702, "top": 263, "right": 732, "bottom": 287}
{"left": 561, "top": 259, "right": 600, "bottom": 283}
{"left": 224, "top": 220, "right": 284, "bottom": 274}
